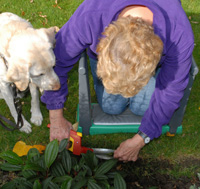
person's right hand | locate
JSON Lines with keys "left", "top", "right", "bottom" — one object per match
{"left": 49, "top": 109, "right": 72, "bottom": 142}
{"left": 113, "top": 134, "right": 145, "bottom": 162}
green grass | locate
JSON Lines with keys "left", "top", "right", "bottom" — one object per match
{"left": 0, "top": 0, "right": 200, "bottom": 183}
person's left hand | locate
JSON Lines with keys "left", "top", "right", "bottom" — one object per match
{"left": 113, "top": 134, "right": 145, "bottom": 162}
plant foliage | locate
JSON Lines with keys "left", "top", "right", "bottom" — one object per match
{"left": 0, "top": 139, "right": 126, "bottom": 188}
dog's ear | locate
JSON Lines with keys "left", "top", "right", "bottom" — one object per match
{"left": 37, "top": 26, "right": 59, "bottom": 46}
{"left": 6, "top": 59, "right": 30, "bottom": 91}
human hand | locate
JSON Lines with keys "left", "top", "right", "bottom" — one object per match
{"left": 49, "top": 109, "right": 72, "bottom": 142}
{"left": 113, "top": 134, "right": 145, "bottom": 162}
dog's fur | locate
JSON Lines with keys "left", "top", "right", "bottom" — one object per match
{"left": 0, "top": 12, "right": 60, "bottom": 133}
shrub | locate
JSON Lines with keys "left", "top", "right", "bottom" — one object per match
{"left": 0, "top": 139, "right": 126, "bottom": 189}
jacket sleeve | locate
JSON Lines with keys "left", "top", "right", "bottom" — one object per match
{"left": 41, "top": 15, "right": 92, "bottom": 110}
{"left": 139, "top": 28, "right": 194, "bottom": 140}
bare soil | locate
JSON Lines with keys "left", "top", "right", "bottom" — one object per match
{"left": 123, "top": 157, "right": 200, "bottom": 189}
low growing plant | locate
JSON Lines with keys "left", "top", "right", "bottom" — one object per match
{"left": 0, "top": 139, "right": 126, "bottom": 189}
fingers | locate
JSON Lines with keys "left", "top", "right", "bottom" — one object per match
{"left": 114, "top": 143, "right": 140, "bottom": 162}
{"left": 114, "top": 134, "right": 146, "bottom": 162}
{"left": 115, "top": 152, "right": 138, "bottom": 162}
{"left": 117, "top": 155, "right": 138, "bottom": 162}
{"left": 50, "top": 121, "right": 71, "bottom": 142}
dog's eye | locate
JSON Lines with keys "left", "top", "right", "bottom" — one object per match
{"left": 30, "top": 73, "right": 44, "bottom": 77}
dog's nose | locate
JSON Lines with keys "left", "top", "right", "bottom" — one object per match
{"left": 52, "top": 82, "right": 60, "bottom": 90}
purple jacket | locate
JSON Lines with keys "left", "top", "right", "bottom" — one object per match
{"left": 41, "top": 0, "right": 194, "bottom": 140}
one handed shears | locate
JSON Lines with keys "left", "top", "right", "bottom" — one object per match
{"left": 69, "top": 130, "right": 114, "bottom": 160}
{"left": 47, "top": 124, "right": 114, "bottom": 160}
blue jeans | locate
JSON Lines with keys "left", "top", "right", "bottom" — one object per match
{"left": 89, "top": 58, "right": 156, "bottom": 116}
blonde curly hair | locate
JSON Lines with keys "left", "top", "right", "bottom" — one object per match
{"left": 96, "top": 16, "right": 163, "bottom": 98}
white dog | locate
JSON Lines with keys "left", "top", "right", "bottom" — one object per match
{"left": 0, "top": 12, "right": 60, "bottom": 133}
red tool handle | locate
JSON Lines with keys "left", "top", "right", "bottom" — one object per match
{"left": 69, "top": 130, "right": 93, "bottom": 155}
{"left": 81, "top": 146, "right": 93, "bottom": 154}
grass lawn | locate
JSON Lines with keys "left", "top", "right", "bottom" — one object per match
{"left": 0, "top": 0, "right": 200, "bottom": 187}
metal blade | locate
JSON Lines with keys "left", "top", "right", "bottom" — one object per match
{"left": 92, "top": 148, "right": 115, "bottom": 160}
{"left": 92, "top": 148, "right": 114, "bottom": 154}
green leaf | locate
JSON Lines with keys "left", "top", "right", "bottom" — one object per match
{"left": 48, "top": 181, "right": 60, "bottom": 189}
{"left": 71, "top": 157, "right": 78, "bottom": 168}
{"left": 78, "top": 156, "right": 85, "bottom": 169}
{"left": 82, "top": 150, "right": 98, "bottom": 171}
{"left": 76, "top": 169, "right": 87, "bottom": 178}
{"left": 42, "top": 178, "right": 60, "bottom": 189}
{"left": 88, "top": 179, "right": 102, "bottom": 189}
{"left": 95, "top": 159, "right": 118, "bottom": 176}
{"left": 197, "top": 173, "right": 200, "bottom": 181}
{"left": 27, "top": 148, "right": 40, "bottom": 162}
{"left": 22, "top": 180, "right": 33, "bottom": 189}
{"left": 1, "top": 181, "right": 15, "bottom": 189}
{"left": 61, "top": 179, "right": 72, "bottom": 189}
{"left": 107, "top": 171, "right": 117, "bottom": 178}
{"left": 50, "top": 162, "right": 66, "bottom": 177}
{"left": 23, "top": 162, "right": 46, "bottom": 172}
{"left": 189, "top": 185, "right": 196, "bottom": 189}
{"left": 21, "top": 170, "right": 37, "bottom": 179}
{"left": 0, "top": 150, "right": 23, "bottom": 165}
{"left": 82, "top": 165, "right": 92, "bottom": 176}
{"left": 72, "top": 177, "right": 87, "bottom": 189}
{"left": 44, "top": 139, "right": 59, "bottom": 168}
{"left": 42, "top": 176, "right": 53, "bottom": 189}
{"left": 114, "top": 172, "right": 126, "bottom": 189}
{"left": 59, "top": 138, "right": 68, "bottom": 153}
{"left": 61, "top": 150, "right": 72, "bottom": 173}
{"left": 52, "top": 175, "right": 72, "bottom": 183}
{"left": 33, "top": 180, "right": 42, "bottom": 189}
{"left": 0, "top": 163, "right": 22, "bottom": 171}
{"left": 71, "top": 157, "right": 80, "bottom": 172}
{"left": 37, "top": 155, "right": 46, "bottom": 169}
{"left": 97, "top": 180, "right": 111, "bottom": 189}
{"left": 10, "top": 177, "right": 33, "bottom": 189}
{"left": 92, "top": 153, "right": 99, "bottom": 167}
{"left": 94, "top": 174, "right": 108, "bottom": 180}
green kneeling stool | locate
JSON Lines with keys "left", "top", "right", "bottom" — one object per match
{"left": 77, "top": 52, "right": 198, "bottom": 136}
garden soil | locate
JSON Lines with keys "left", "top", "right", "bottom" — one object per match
{"left": 122, "top": 157, "right": 200, "bottom": 189}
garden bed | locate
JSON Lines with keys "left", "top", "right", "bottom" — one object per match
{"left": 1, "top": 156, "right": 200, "bottom": 188}
{"left": 124, "top": 157, "right": 200, "bottom": 188}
